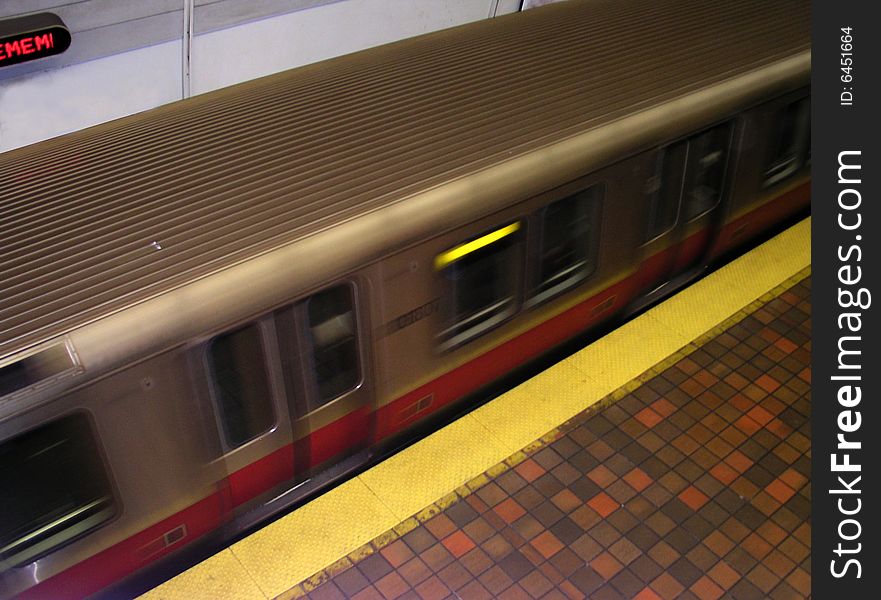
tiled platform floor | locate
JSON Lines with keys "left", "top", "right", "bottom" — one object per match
{"left": 300, "top": 274, "right": 811, "bottom": 600}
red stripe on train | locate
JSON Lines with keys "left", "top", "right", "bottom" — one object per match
{"left": 226, "top": 406, "right": 370, "bottom": 507}
{"left": 228, "top": 444, "right": 295, "bottom": 508}
{"left": 374, "top": 275, "right": 641, "bottom": 439}
{"left": 20, "top": 493, "right": 227, "bottom": 600}
{"left": 712, "top": 182, "right": 810, "bottom": 257}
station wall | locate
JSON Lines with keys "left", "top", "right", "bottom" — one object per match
{"left": 0, "top": 0, "right": 543, "bottom": 152}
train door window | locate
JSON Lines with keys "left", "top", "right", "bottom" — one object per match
{"left": 208, "top": 323, "right": 275, "bottom": 448}
{"left": 0, "top": 413, "right": 116, "bottom": 566}
{"left": 647, "top": 140, "right": 687, "bottom": 240}
{"left": 436, "top": 222, "right": 521, "bottom": 350}
{"left": 682, "top": 122, "right": 732, "bottom": 221}
{"left": 533, "top": 185, "right": 602, "bottom": 302}
{"left": 764, "top": 97, "right": 810, "bottom": 187}
{"left": 303, "top": 284, "right": 361, "bottom": 409}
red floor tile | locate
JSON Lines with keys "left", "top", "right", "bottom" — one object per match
{"left": 441, "top": 531, "right": 476, "bottom": 558}
{"left": 587, "top": 492, "right": 619, "bottom": 518}
{"left": 756, "top": 374, "right": 782, "bottom": 393}
{"left": 765, "top": 479, "right": 797, "bottom": 504}
{"left": 531, "top": 531, "right": 565, "bottom": 559}
{"left": 494, "top": 498, "right": 527, "bottom": 524}
{"left": 723, "top": 450, "right": 753, "bottom": 473}
{"left": 678, "top": 486, "right": 710, "bottom": 511}
{"left": 515, "top": 459, "right": 546, "bottom": 482}
{"left": 635, "top": 407, "right": 664, "bottom": 428}
{"left": 623, "top": 467, "right": 653, "bottom": 492}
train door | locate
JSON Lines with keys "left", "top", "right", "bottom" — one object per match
{"left": 275, "top": 278, "right": 374, "bottom": 484}
{"left": 201, "top": 317, "right": 297, "bottom": 510}
{"left": 636, "top": 121, "right": 735, "bottom": 296}
{"left": 203, "top": 276, "right": 374, "bottom": 514}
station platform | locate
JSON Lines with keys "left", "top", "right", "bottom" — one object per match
{"left": 143, "top": 218, "right": 811, "bottom": 600}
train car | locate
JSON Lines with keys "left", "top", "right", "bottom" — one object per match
{"left": 0, "top": 0, "right": 809, "bottom": 597}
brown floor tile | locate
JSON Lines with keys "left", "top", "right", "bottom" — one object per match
{"left": 424, "top": 515, "right": 457, "bottom": 541}
{"left": 414, "top": 575, "right": 450, "bottom": 600}
{"left": 520, "top": 570, "right": 555, "bottom": 598}
{"left": 360, "top": 554, "right": 395, "bottom": 584}
{"left": 557, "top": 580, "right": 586, "bottom": 600}
{"left": 707, "top": 561, "right": 740, "bottom": 590}
{"left": 729, "top": 578, "right": 765, "bottom": 600}
{"left": 498, "top": 583, "right": 534, "bottom": 600}
{"left": 478, "top": 565, "right": 514, "bottom": 595}
{"left": 608, "top": 537, "right": 641, "bottom": 566}
{"left": 309, "top": 581, "right": 348, "bottom": 600}
{"left": 746, "top": 563, "right": 780, "bottom": 594}
{"left": 741, "top": 532, "right": 773, "bottom": 561}
{"left": 569, "top": 564, "right": 604, "bottom": 595}
{"left": 647, "top": 541, "right": 680, "bottom": 569}
{"left": 550, "top": 489, "right": 582, "bottom": 513}
{"left": 690, "top": 575, "right": 724, "bottom": 600}
{"left": 351, "top": 585, "right": 385, "bottom": 600}
{"left": 610, "top": 569, "right": 645, "bottom": 597}
{"left": 650, "top": 572, "right": 686, "bottom": 600}
{"left": 457, "top": 579, "right": 493, "bottom": 600}
{"left": 769, "top": 580, "right": 804, "bottom": 600}
{"left": 569, "top": 533, "right": 603, "bottom": 562}
{"left": 381, "top": 540, "right": 415, "bottom": 569}
{"left": 591, "top": 551, "right": 624, "bottom": 580}
{"left": 375, "top": 571, "right": 410, "bottom": 600}
{"left": 514, "top": 486, "right": 546, "bottom": 512}
{"left": 436, "top": 561, "right": 472, "bottom": 592}
{"left": 462, "top": 517, "right": 495, "bottom": 545}
{"left": 460, "top": 546, "right": 493, "bottom": 578}
{"left": 398, "top": 557, "right": 432, "bottom": 587}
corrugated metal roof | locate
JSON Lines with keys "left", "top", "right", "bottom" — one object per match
{"left": 0, "top": 0, "right": 810, "bottom": 358}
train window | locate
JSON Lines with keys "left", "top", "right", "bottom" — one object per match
{"left": 647, "top": 140, "right": 687, "bottom": 239}
{"left": 305, "top": 285, "right": 360, "bottom": 408}
{"left": 534, "top": 186, "right": 602, "bottom": 302}
{"left": 436, "top": 222, "right": 521, "bottom": 350}
{"left": 681, "top": 122, "right": 732, "bottom": 220}
{"left": 208, "top": 324, "right": 275, "bottom": 447}
{"left": 764, "top": 97, "right": 810, "bottom": 187}
{"left": 0, "top": 414, "right": 116, "bottom": 566}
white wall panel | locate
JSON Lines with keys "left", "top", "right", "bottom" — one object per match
{"left": 0, "top": 0, "right": 515, "bottom": 151}
{"left": 191, "top": 0, "right": 497, "bottom": 95}
{"left": 495, "top": 0, "right": 525, "bottom": 16}
{"left": 0, "top": 41, "right": 181, "bottom": 152}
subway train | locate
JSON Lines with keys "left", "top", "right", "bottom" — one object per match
{"left": 0, "top": 0, "right": 810, "bottom": 597}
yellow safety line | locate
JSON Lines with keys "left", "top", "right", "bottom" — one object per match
{"left": 433, "top": 221, "right": 521, "bottom": 270}
{"left": 142, "top": 217, "right": 810, "bottom": 600}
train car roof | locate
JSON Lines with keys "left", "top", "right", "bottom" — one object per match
{"left": 0, "top": 0, "right": 809, "bottom": 359}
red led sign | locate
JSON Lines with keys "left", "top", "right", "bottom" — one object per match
{"left": 0, "top": 13, "right": 70, "bottom": 68}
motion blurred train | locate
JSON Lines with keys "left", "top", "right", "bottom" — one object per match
{"left": 0, "top": 0, "right": 809, "bottom": 597}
